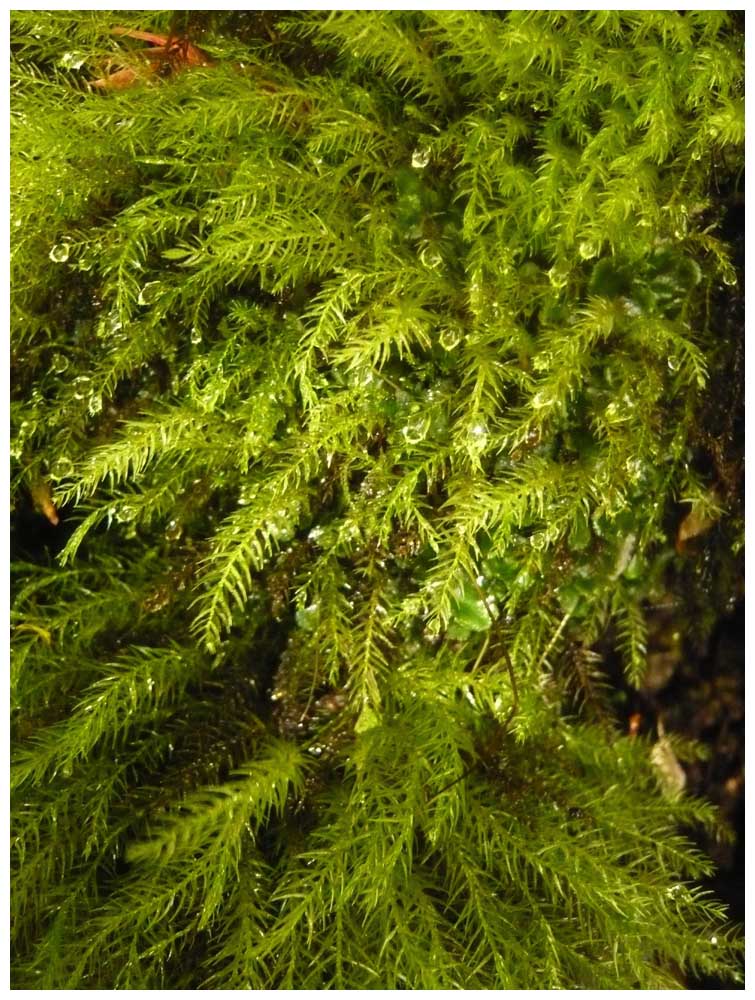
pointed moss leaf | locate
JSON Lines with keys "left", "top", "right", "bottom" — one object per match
{"left": 162, "top": 247, "right": 194, "bottom": 261}
{"left": 355, "top": 703, "right": 380, "bottom": 734}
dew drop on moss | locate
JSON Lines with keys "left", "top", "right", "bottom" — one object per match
{"left": 411, "top": 147, "right": 430, "bottom": 169}
{"left": 50, "top": 456, "right": 74, "bottom": 479}
{"left": 60, "top": 51, "right": 86, "bottom": 69}
{"left": 439, "top": 323, "right": 462, "bottom": 351}
{"left": 138, "top": 282, "right": 161, "bottom": 306}
{"left": 402, "top": 415, "right": 428, "bottom": 444}
{"left": 578, "top": 241, "right": 599, "bottom": 260}
{"left": 548, "top": 263, "right": 570, "bottom": 289}
{"left": 49, "top": 243, "right": 71, "bottom": 263}
{"left": 165, "top": 519, "right": 183, "bottom": 542}
{"left": 116, "top": 504, "right": 137, "bottom": 524}
{"left": 466, "top": 421, "right": 489, "bottom": 455}
{"left": 72, "top": 375, "right": 91, "bottom": 400}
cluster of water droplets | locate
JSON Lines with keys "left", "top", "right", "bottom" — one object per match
{"left": 59, "top": 50, "right": 86, "bottom": 70}
{"left": 604, "top": 391, "right": 639, "bottom": 425}
{"left": 263, "top": 509, "right": 295, "bottom": 544}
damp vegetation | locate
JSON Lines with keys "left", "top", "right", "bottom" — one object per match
{"left": 11, "top": 10, "right": 744, "bottom": 989}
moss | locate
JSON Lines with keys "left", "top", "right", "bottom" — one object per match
{"left": 11, "top": 10, "right": 743, "bottom": 988}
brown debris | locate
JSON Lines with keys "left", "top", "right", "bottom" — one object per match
{"left": 91, "top": 27, "right": 214, "bottom": 91}
{"left": 675, "top": 491, "right": 722, "bottom": 554}
{"left": 29, "top": 480, "right": 59, "bottom": 526}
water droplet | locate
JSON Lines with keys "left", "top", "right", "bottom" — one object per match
{"left": 116, "top": 504, "right": 137, "bottom": 523}
{"left": 72, "top": 375, "right": 91, "bottom": 400}
{"left": 138, "top": 281, "right": 161, "bottom": 306}
{"left": 165, "top": 519, "right": 183, "bottom": 542}
{"left": 439, "top": 323, "right": 463, "bottom": 351}
{"left": 88, "top": 393, "right": 103, "bottom": 416}
{"left": 313, "top": 523, "right": 341, "bottom": 550}
{"left": 466, "top": 421, "right": 489, "bottom": 455}
{"left": 51, "top": 352, "right": 70, "bottom": 373}
{"left": 50, "top": 456, "right": 74, "bottom": 480}
{"left": 49, "top": 243, "right": 71, "bottom": 263}
{"left": 411, "top": 146, "right": 430, "bottom": 169}
{"left": 548, "top": 263, "right": 570, "bottom": 289}
{"left": 578, "top": 241, "right": 599, "bottom": 260}
{"left": 529, "top": 531, "right": 548, "bottom": 551}
{"left": 667, "top": 355, "right": 681, "bottom": 372}
{"left": 419, "top": 247, "right": 443, "bottom": 270}
{"left": 722, "top": 271, "right": 737, "bottom": 287}
{"left": 191, "top": 326, "right": 202, "bottom": 344}
{"left": 402, "top": 415, "right": 429, "bottom": 445}
{"left": 622, "top": 297, "right": 643, "bottom": 317}
{"left": 60, "top": 51, "right": 86, "bottom": 69}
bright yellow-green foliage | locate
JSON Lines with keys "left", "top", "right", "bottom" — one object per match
{"left": 11, "top": 10, "right": 743, "bottom": 988}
